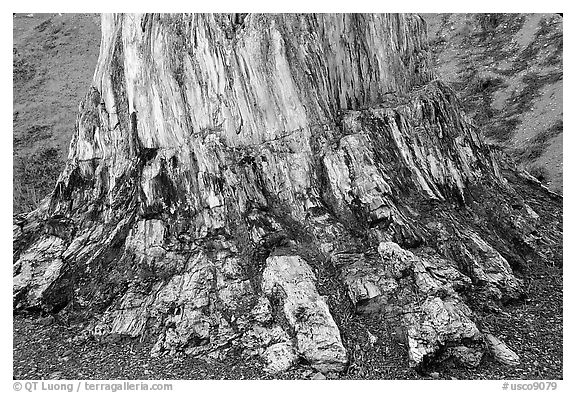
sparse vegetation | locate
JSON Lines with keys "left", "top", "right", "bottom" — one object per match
{"left": 527, "top": 165, "right": 549, "bottom": 183}
{"left": 14, "top": 147, "right": 62, "bottom": 213}
{"left": 425, "top": 13, "right": 563, "bottom": 193}
{"left": 516, "top": 120, "right": 563, "bottom": 162}
{"left": 13, "top": 13, "right": 100, "bottom": 213}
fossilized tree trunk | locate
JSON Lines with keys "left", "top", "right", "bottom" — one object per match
{"left": 14, "top": 13, "right": 561, "bottom": 374}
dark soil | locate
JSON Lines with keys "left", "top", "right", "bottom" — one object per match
{"left": 13, "top": 313, "right": 266, "bottom": 380}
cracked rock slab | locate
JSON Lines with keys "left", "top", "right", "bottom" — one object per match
{"left": 263, "top": 342, "right": 298, "bottom": 373}
{"left": 262, "top": 255, "right": 348, "bottom": 372}
{"left": 485, "top": 333, "right": 520, "bottom": 366}
{"left": 342, "top": 242, "right": 485, "bottom": 368}
{"left": 404, "top": 296, "right": 483, "bottom": 367}
{"left": 13, "top": 236, "right": 66, "bottom": 309}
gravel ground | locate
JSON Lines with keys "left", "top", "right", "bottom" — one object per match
{"left": 14, "top": 260, "right": 562, "bottom": 380}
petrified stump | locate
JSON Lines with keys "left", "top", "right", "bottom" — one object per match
{"left": 13, "top": 13, "right": 561, "bottom": 374}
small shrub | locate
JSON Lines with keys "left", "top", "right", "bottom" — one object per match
{"left": 527, "top": 165, "right": 549, "bottom": 183}
{"left": 13, "top": 147, "right": 63, "bottom": 213}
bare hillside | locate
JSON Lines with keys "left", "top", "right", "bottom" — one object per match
{"left": 423, "top": 13, "right": 563, "bottom": 193}
{"left": 13, "top": 13, "right": 101, "bottom": 213}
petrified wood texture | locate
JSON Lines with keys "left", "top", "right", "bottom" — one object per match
{"left": 13, "top": 13, "right": 561, "bottom": 374}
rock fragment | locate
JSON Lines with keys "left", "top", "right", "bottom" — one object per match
{"left": 262, "top": 255, "right": 348, "bottom": 372}
{"left": 263, "top": 342, "right": 298, "bottom": 374}
{"left": 485, "top": 333, "right": 520, "bottom": 366}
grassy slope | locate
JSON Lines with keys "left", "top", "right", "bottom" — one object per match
{"left": 13, "top": 13, "right": 101, "bottom": 213}
{"left": 422, "top": 13, "right": 563, "bottom": 194}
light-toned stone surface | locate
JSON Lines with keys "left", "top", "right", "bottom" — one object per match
{"left": 13, "top": 236, "right": 66, "bottom": 309}
{"left": 404, "top": 296, "right": 483, "bottom": 367}
{"left": 341, "top": 241, "right": 485, "bottom": 367}
{"left": 263, "top": 342, "right": 298, "bottom": 374}
{"left": 485, "top": 333, "right": 521, "bottom": 366}
{"left": 262, "top": 255, "right": 348, "bottom": 372}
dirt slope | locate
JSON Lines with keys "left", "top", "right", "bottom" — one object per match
{"left": 422, "top": 13, "right": 563, "bottom": 194}
{"left": 13, "top": 13, "right": 101, "bottom": 213}
{"left": 12, "top": 14, "right": 562, "bottom": 380}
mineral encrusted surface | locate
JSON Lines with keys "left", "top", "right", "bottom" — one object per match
{"left": 13, "top": 13, "right": 561, "bottom": 373}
